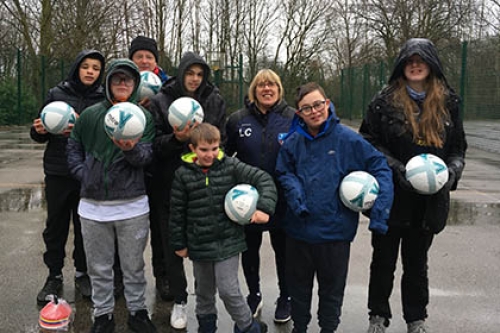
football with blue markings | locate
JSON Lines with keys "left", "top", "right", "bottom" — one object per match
{"left": 339, "top": 171, "right": 379, "bottom": 212}
{"left": 405, "top": 153, "right": 448, "bottom": 194}
{"left": 40, "top": 101, "right": 76, "bottom": 134}
{"left": 138, "top": 70, "right": 162, "bottom": 101}
{"left": 168, "top": 97, "right": 204, "bottom": 131}
{"left": 224, "top": 184, "right": 259, "bottom": 225}
{"left": 104, "top": 102, "right": 146, "bottom": 141}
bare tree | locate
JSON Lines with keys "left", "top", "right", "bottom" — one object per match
{"left": 357, "top": 0, "right": 476, "bottom": 58}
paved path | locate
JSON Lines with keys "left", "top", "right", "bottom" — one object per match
{"left": 0, "top": 125, "right": 499, "bottom": 332}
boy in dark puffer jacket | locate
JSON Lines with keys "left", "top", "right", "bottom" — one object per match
{"left": 169, "top": 123, "right": 277, "bottom": 333}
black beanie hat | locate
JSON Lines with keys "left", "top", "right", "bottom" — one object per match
{"left": 129, "top": 36, "right": 159, "bottom": 62}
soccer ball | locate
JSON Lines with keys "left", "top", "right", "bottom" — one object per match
{"left": 405, "top": 153, "right": 449, "bottom": 194}
{"left": 137, "top": 71, "right": 162, "bottom": 101}
{"left": 339, "top": 171, "right": 380, "bottom": 212}
{"left": 168, "top": 97, "right": 204, "bottom": 130}
{"left": 104, "top": 102, "right": 146, "bottom": 141}
{"left": 224, "top": 184, "right": 259, "bottom": 225}
{"left": 40, "top": 101, "right": 76, "bottom": 134}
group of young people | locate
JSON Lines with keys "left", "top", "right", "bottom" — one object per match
{"left": 31, "top": 37, "right": 466, "bottom": 333}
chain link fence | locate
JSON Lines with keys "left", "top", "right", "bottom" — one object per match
{"left": 334, "top": 39, "right": 500, "bottom": 120}
{"left": 1, "top": 39, "right": 499, "bottom": 126}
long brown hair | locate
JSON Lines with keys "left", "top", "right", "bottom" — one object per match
{"left": 393, "top": 75, "right": 450, "bottom": 148}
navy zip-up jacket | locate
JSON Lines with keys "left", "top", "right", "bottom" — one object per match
{"left": 276, "top": 103, "right": 394, "bottom": 243}
{"left": 225, "top": 99, "right": 294, "bottom": 228}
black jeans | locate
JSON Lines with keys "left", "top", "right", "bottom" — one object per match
{"left": 241, "top": 228, "right": 288, "bottom": 298}
{"left": 286, "top": 237, "right": 350, "bottom": 333}
{"left": 43, "top": 175, "right": 86, "bottom": 276}
{"left": 368, "top": 226, "right": 434, "bottom": 323}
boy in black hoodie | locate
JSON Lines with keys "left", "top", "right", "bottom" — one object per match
{"left": 31, "top": 50, "right": 105, "bottom": 305}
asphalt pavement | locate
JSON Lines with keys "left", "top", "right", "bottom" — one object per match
{"left": 0, "top": 122, "right": 499, "bottom": 333}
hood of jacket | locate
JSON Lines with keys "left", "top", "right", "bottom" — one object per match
{"left": 160, "top": 52, "right": 213, "bottom": 99}
{"left": 104, "top": 58, "right": 141, "bottom": 104}
{"left": 67, "top": 49, "right": 105, "bottom": 93}
{"left": 389, "top": 38, "right": 448, "bottom": 86}
{"left": 284, "top": 102, "right": 339, "bottom": 141}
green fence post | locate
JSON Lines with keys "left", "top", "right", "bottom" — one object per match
{"left": 362, "top": 64, "right": 368, "bottom": 118}
{"left": 41, "top": 55, "right": 46, "bottom": 105}
{"left": 348, "top": 67, "right": 353, "bottom": 120}
{"left": 17, "top": 49, "right": 22, "bottom": 125}
{"left": 340, "top": 69, "right": 345, "bottom": 117}
{"left": 459, "top": 41, "right": 468, "bottom": 120}
{"left": 379, "top": 61, "right": 385, "bottom": 90}
{"left": 239, "top": 53, "right": 243, "bottom": 109}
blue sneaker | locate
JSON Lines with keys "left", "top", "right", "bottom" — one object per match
{"left": 274, "top": 296, "right": 291, "bottom": 323}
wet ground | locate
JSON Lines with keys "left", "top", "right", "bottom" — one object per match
{"left": 1, "top": 123, "right": 500, "bottom": 333}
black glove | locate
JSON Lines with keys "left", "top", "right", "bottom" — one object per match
{"left": 394, "top": 163, "right": 415, "bottom": 192}
{"left": 444, "top": 159, "right": 464, "bottom": 191}
{"left": 443, "top": 167, "right": 457, "bottom": 191}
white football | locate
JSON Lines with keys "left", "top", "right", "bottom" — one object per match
{"left": 138, "top": 71, "right": 162, "bottom": 101}
{"left": 40, "top": 101, "right": 76, "bottom": 134}
{"left": 405, "top": 153, "right": 449, "bottom": 194}
{"left": 104, "top": 102, "right": 146, "bottom": 141}
{"left": 168, "top": 97, "right": 204, "bottom": 130}
{"left": 339, "top": 171, "right": 379, "bottom": 212}
{"left": 224, "top": 184, "right": 259, "bottom": 225}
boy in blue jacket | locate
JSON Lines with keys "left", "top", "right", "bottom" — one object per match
{"left": 275, "top": 82, "right": 394, "bottom": 333}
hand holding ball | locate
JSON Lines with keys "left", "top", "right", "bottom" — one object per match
{"left": 168, "top": 97, "right": 204, "bottom": 130}
{"left": 405, "top": 153, "right": 448, "bottom": 194}
{"left": 40, "top": 101, "right": 77, "bottom": 134}
{"left": 104, "top": 102, "right": 146, "bottom": 141}
{"left": 224, "top": 184, "right": 260, "bottom": 225}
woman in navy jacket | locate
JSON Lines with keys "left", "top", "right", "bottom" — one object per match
{"left": 226, "top": 69, "right": 295, "bottom": 322}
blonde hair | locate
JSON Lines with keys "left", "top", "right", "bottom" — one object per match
{"left": 190, "top": 123, "right": 221, "bottom": 147}
{"left": 248, "top": 69, "right": 284, "bottom": 107}
{"left": 393, "top": 76, "right": 450, "bottom": 148}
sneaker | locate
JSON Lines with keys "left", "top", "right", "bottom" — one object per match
{"left": 75, "top": 274, "right": 92, "bottom": 298}
{"left": 274, "top": 296, "right": 291, "bottom": 323}
{"left": 367, "top": 315, "right": 388, "bottom": 333}
{"left": 170, "top": 302, "right": 188, "bottom": 329}
{"left": 91, "top": 313, "right": 115, "bottom": 333}
{"left": 407, "top": 320, "right": 429, "bottom": 333}
{"left": 128, "top": 309, "right": 157, "bottom": 333}
{"left": 156, "top": 276, "right": 174, "bottom": 301}
{"left": 246, "top": 292, "right": 263, "bottom": 318}
{"left": 37, "top": 275, "right": 63, "bottom": 305}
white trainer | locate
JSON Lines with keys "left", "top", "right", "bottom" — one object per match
{"left": 170, "top": 302, "right": 188, "bottom": 329}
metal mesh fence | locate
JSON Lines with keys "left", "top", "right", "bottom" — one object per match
{"left": 334, "top": 39, "right": 500, "bottom": 120}
{"left": 1, "top": 39, "right": 500, "bottom": 126}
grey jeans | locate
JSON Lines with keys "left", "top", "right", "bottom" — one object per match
{"left": 193, "top": 255, "right": 253, "bottom": 331}
{"left": 81, "top": 214, "right": 149, "bottom": 317}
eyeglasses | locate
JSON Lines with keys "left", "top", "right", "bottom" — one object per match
{"left": 110, "top": 75, "right": 135, "bottom": 87}
{"left": 297, "top": 100, "right": 326, "bottom": 115}
{"left": 257, "top": 81, "right": 277, "bottom": 88}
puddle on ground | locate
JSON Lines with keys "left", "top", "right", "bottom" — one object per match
{"left": 0, "top": 187, "right": 45, "bottom": 212}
